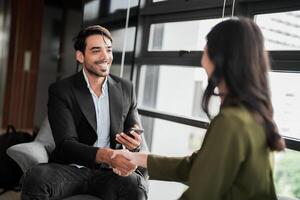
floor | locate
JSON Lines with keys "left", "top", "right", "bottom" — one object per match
{"left": 0, "top": 131, "right": 21, "bottom": 200}
{"left": 0, "top": 190, "right": 20, "bottom": 200}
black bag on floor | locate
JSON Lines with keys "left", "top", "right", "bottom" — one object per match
{"left": 0, "top": 125, "right": 35, "bottom": 192}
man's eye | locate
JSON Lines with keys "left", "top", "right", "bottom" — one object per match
{"left": 92, "top": 50, "right": 100, "bottom": 53}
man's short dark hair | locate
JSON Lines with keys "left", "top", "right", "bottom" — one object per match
{"left": 73, "top": 25, "right": 113, "bottom": 53}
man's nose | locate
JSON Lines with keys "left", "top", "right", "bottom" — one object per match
{"left": 99, "top": 49, "right": 109, "bottom": 61}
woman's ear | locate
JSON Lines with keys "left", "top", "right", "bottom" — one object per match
{"left": 76, "top": 50, "right": 84, "bottom": 64}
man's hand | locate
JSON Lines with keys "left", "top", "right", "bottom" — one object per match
{"left": 111, "top": 149, "right": 148, "bottom": 172}
{"left": 111, "top": 149, "right": 134, "bottom": 161}
{"left": 110, "top": 153, "right": 137, "bottom": 176}
{"left": 116, "top": 125, "right": 142, "bottom": 151}
{"left": 111, "top": 150, "right": 135, "bottom": 176}
{"left": 95, "top": 148, "right": 136, "bottom": 176}
{"left": 95, "top": 148, "right": 113, "bottom": 164}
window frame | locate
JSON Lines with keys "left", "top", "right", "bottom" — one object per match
{"left": 83, "top": 0, "right": 300, "bottom": 152}
{"left": 134, "top": 0, "right": 300, "bottom": 151}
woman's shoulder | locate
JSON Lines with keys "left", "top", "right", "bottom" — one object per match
{"left": 209, "top": 106, "right": 264, "bottom": 146}
{"left": 219, "top": 106, "right": 254, "bottom": 124}
{"left": 211, "top": 105, "right": 261, "bottom": 133}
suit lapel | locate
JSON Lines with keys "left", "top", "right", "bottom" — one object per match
{"left": 108, "top": 76, "right": 123, "bottom": 148}
{"left": 73, "top": 72, "right": 97, "bottom": 133}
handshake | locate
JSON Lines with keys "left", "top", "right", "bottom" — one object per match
{"left": 96, "top": 148, "right": 147, "bottom": 176}
{"left": 96, "top": 148, "right": 146, "bottom": 177}
{"left": 110, "top": 149, "right": 138, "bottom": 176}
{"left": 96, "top": 127, "right": 148, "bottom": 176}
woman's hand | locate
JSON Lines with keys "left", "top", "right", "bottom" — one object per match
{"left": 111, "top": 149, "right": 148, "bottom": 173}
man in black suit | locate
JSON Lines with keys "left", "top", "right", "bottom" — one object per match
{"left": 21, "top": 25, "right": 148, "bottom": 200}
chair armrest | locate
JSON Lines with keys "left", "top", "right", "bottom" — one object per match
{"left": 6, "top": 141, "right": 49, "bottom": 173}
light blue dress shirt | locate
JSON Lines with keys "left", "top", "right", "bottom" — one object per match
{"left": 82, "top": 69, "right": 110, "bottom": 148}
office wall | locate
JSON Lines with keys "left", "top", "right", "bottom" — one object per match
{"left": 2, "top": 0, "right": 43, "bottom": 128}
{"left": 33, "top": 2, "right": 83, "bottom": 126}
{"left": 0, "top": 0, "right": 11, "bottom": 128}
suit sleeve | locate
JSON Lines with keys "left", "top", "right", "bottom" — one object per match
{"left": 123, "top": 82, "right": 141, "bottom": 131}
{"left": 122, "top": 82, "right": 149, "bottom": 177}
{"left": 123, "top": 83, "right": 148, "bottom": 151}
{"left": 147, "top": 113, "right": 249, "bottom": 200}
{"left": 148, "top": 152, "right": 198, "bottom": 183}
{"left": 48, "top": 84, "right": 98, "bottom": 168}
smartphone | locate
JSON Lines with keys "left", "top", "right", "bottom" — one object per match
{"left": 126, "top": 127, "right": 144, "bottom": 138}
{"left": 130, "top": 127, "right": 144, "bottom": 134}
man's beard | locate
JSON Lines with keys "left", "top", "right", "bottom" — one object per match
{"left": 85, "top": 62, "right": 110, "bottom": 77}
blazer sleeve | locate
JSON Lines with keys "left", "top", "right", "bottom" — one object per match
{"left": 123, "top": 82, "right": 141, "bottom": 131}
{"left": 122, "top": 82, "right": 149, "bottom": 177}
{"left": 48, "top": 83, "right": 98, "bottom": 168}
{"left": 147, "top": 112, "right": 249, "bottom": 200}
{"left": 123, "top": 82, "right": 149, "bottom": 151}
{"left": 148, "top": 152, "right": 198, "bottom": 183}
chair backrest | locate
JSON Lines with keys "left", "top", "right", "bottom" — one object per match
{"left": 0, "top": 126, "right": 34, "bottom": 189}
{"left": 6, "top": 117, "right": 55, "bottom": 173}
{"left": 35, "top": 117, "right": 55, "bottom": 154}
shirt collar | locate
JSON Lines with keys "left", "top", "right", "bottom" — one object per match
{"left": 82, "top": 68, "right": 108, "bottom": 97}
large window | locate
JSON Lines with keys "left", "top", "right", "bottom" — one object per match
{"left": 109, "top": 0, "right": 139, "bottom": 14}
{"left": 134, "top": 1, "right": 300, "bottom": 199}
{"left": 83, "top": 0, "right": 100, "bottom": 21}
{"left": 83, "top": 0, "right": 300, "bottom": 199}
{"left": 254, "top": 7, "right": 300, "bottom": 200}
{"left": 148, "top": 18, "right": 224, "bottom": 51}
{"left": 274, "top": 149, "right": 300, "bottom": 199}
{"left": 270, "top": 72, "right": 300, "bottom": 140}
{"left": 255, "top": 10, "right": 300, "bottom": 50}
{"left": 109, "top": 27, "right": 137, "bottom": 79}
{"left": 152, "top": 0, "right": 167, "bottom": 2}
{"left": 111, "top": 27, "right": 136, "bottom": 52}
{"left": 141, "top": 116, "right": 206, "bottom": 156}
{"left": 137, "top": 65, "right": 220, "bottom": 121}
{"left": 141, "top": 116, "right": 205, "bottom": 199}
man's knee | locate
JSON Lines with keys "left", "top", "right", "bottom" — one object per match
{"left": 117, "top": 173, "right": 148, "bottom": 199}
{"left": 22, "top": 164, "right": 51, "bottom": 187}
{"left": 88, "top": 171, "right": 148, "bottom": 200}
{"left": 21, "top": 163, "right": 63, "bottom": 197}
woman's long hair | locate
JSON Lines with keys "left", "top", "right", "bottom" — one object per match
{"left": 202, "top": 18, "right": 285, "bottom": 151}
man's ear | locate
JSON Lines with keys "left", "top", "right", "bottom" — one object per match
{"left": 76, "top": 50, "right": 84, "bottom": 64}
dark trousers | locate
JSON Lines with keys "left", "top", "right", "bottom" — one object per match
{"left": 20, "top": 163, "right": 148, "bottom": 200}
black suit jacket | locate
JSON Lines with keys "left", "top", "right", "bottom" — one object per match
{"left": 47, "top": 71, "right": 147, "bottom": 168}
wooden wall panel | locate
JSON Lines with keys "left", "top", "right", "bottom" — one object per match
{"left": 2, "top": 0, "right": 43, "bottom": 128}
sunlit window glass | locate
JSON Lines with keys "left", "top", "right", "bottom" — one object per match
{"left": 269, "top": 72, "right": 300, "bottom": 140}
{"left": 274, "top": 149, "right": 300, "bottom": 199}
{"left": 137, "top": 65, "right": 220, "bottom": 121}
{"left": 140, "top": 116, "right": 205, "bottom": 200}
{"left": 255, "top": 10, "right": 300, "bottom": 50}
{"left": 109, "top": 0, "right": 139, "bottom": 14}
{"left": 110, "top": 64, "right": 131, "bottom": 80}
{"left": 148, "top": 18, "right": 224, "bottom": 51}
{"left": 83, "top": 0, "right": 99, "bottom": 21}
{"left": 110, "top": 27, "right": 136, "bottom": 52}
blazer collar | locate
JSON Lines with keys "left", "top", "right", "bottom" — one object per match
{"left": 74, "top": 71, "right": 97, "bottom": 133}
{"left": 107, "top": 76, "right": 123, "bottom": 148}
{"left": 73, "top": 72, "right": 123, "bottom": 144}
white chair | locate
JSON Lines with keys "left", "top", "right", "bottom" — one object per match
{"left": 6, "top": 117, "right": 101, "bottom": 200}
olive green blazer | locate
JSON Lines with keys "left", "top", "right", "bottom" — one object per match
{"left": 148, "top": 106, "right": 278, "bottom": 200}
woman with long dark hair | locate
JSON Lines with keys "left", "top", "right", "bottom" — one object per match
{"left": 113, "top": 17, "right": 285, "bottom": 200}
